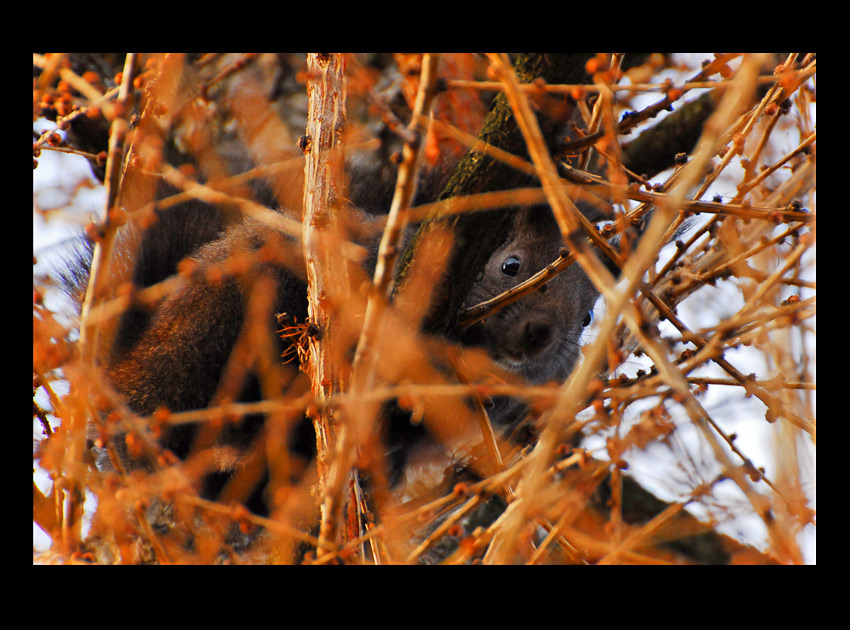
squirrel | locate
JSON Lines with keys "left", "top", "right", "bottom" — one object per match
{"left": 459, "top": 205, "right": 600, "bottom": 432}
{"left": 76, "top": 165, "right": 606, "bottom": 518}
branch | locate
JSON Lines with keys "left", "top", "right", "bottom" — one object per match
{"left": 301, "top": 53, "right": 350, "bottom": 555}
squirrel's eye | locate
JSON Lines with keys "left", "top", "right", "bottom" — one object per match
{"left": 501, "top": 255, "right": 521, "bottom": 277}
{"left": 582, "top": 311, "right": 593, "bottom": 327}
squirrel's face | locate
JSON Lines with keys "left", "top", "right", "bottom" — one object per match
{"left": 465, "top": 211, "right": 599, "bottom": 384}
